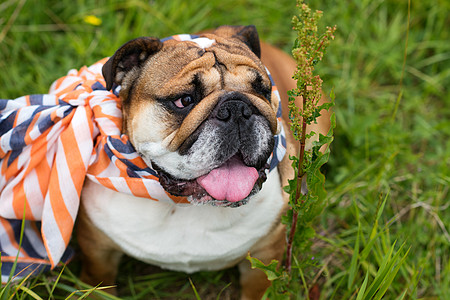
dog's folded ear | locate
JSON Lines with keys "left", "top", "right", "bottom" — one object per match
{"left": 103, "top": 37, "right": 163, "bottom": 91}
{"left": 212, "top": 25, "right": 261, "bottom": 58}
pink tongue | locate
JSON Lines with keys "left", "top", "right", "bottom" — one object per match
{"left": 197, "top": 156, "right": 259, "bottom": 202}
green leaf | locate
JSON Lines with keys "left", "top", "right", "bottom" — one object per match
{"left": 247, "top": 255, "right": 281, "bottom": 281}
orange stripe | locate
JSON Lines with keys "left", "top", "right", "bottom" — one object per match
{"left": 88, "top": 142, "right": 114, "bottom": 175}
{"left": 95, "top": 177, "right": 119, "bottom": 192}
{"left": 12, "top": 107, "right": 20, "bottom": 127}
{"left": 2, "top": 153, "right": 19, "bottom": 182}
{"left": 12, "top": 183, "right": 34, "bottom": 219}
{"left": 27, "top": 138, "right": 51, "bottom": 197}
{"left": 48, "top": 167, "right": 73, "bottom": 247}
{"left": 165, "top": 192, "right": 189, "bottom": 204}
{"left": 53, "top": 81, "right": 82, "bottom": 98}
{"left": 128, "top": 156, "right": 150, "bottom": 170}
{"left": 52, "top": 76, "right": 67, "bottom": 91}
{"left": 0, "top": 147, "right": 6, "bottom": 158}
{"left": 91, "top": 104, "right": 122, "bottom": 130}
{"left": 114, "top": 157, "right": 129, "bottom": 178}
{"left": 61, "top": 89, "right": 84, "bottom": 101}
{"left": 60, "top": 124, "right": 89, "bottom": 198}
{"left": 0, "top": 218, "right": 29, "bottom": 257}
{"left": 0, "top": 256, "right": 50, "bottom": 265}
{"left": 85, "top": 97, "right": 95, "bottom": 135}
{"left": 125, "top": 178, "right": 153, "bottom": 198}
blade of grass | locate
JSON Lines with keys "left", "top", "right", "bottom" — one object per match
{"left": 355, "top": 271, "right": 369, "bottom": 300}
{"left": 189, "top": 278, "right": 201, "bottom": 300}
{"left": 64, "top": 285, "right": 118, "bottom": 300}
{"left": 49, "top": 264, "right": 66, "bottom": 299}
{"left": 363, "top": 241, "right": 407, "bottom": 299}
{"left": 216, "top": 282, "right": 232, "bottom": 300}
{"left": 348, "top": 199, "right": 361, "bottom": 290}
{"left": 7, "top": 267, "right": 37, "bottom": 300}
{"left": 371, "top": 192, "right": 389, "bottom": 240}
{"left": 16, "top": 286, "right": 43, "bottom": 300}
{"left": 372, "top": 246, "right": 410, "bottom": 300}
{"left": 396, "top": 289, "right": 408, "bottom": 300}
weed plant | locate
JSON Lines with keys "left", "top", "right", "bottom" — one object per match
{"left": 0, "top": 0, "right": 449, "bottom": 299}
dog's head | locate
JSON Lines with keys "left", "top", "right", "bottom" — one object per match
{"left": 102, "top": 25, "right": 279, "bottom": 207}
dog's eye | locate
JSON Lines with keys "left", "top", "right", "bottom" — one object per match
{"left": 173, "top": 95, "right": 194, "bottom": 108}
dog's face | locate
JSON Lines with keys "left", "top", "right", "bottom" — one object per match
{"left": 102, "top": 26, "right": 279, "bottom": 207}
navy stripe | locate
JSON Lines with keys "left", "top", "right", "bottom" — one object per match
{"left": 7, "top": 149, "right": 21, "bottom": 166}
{"left": 91, "top": 81, "right": 106, "bottom": 91}
{"left": 0, "top": 110, "right": 17, "bottom": 136}
{"left": 108, "top": 137, "right": 136, "bottom": 154}
{"left": 281, "top": 134, "right": 286, "bottom": 148}
{"left": 58, "top": 99, "right": 71, "bottom": 106}
{"left": 269, "top": 136, "right": 279, "bottom": 171}
{"left": 29, "top": 95, "right": 44, "bottom": 105}
{"left": 103, "top": 138, "right": 157, "bottom": 176}
{"left": 268, "top": 73, "right": 275, "bottom": 86}
{"left": 276, "top": 102, "right": 282, "bottom": 118}
{"left": 0, "top": 99, "right": 8, "bottom": 110}
{"left": 8, "top": 105, "right": 53, "bottom": 148}
{"left": 11, "top": 220, "right": 44, "bottom": 259}
{"left": 37, "top": 110, "right": 56, "bottom": 133}
{"left": 37, "top": 105, "right": 72, "bottom": 133}
{"left": 126, "top": 167, "right": 140, "bottom": 178}
{"left": 60, "top": 246, "right": 74, "bottom": 263}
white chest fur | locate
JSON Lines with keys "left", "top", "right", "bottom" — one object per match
{"left": 80, "top": 169, "right": 284, "bottom": 273}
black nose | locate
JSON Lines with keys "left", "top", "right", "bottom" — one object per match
{"left": 216, "top": 100, "right": 253, "bottom": 122}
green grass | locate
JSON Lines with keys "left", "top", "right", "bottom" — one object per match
{"left": 1, "top": 0, "right": 449, "bottom": 299}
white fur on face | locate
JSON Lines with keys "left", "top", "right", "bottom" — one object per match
{"left": 191, "top": 37, "right": 216, "bottom": 49}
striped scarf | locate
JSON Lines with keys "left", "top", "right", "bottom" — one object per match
{"left": 0, "top": 34, "right": 286, "bottom": 282}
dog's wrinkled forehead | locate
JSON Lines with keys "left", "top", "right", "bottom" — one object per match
{"left": 137, "top": 32, "right": 272, "bottom": 103}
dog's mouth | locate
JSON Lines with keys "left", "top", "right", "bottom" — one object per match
{"left": 155, "top": 155, "right": 268, "bottom": 207}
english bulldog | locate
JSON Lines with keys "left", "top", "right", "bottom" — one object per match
{"left": 77, "top": 25, "right": 329, "bottom": 299}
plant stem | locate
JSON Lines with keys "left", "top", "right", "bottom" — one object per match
{"left": 285, "top": 94, "right": 308, "bottom": 273}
